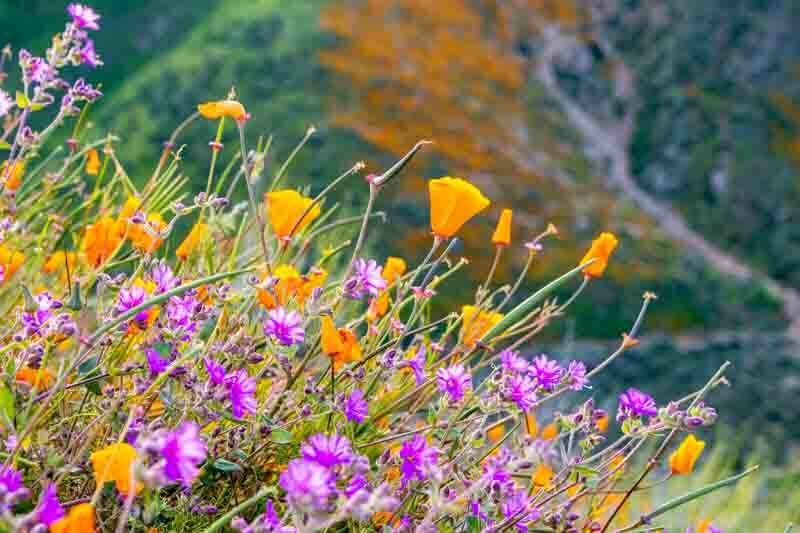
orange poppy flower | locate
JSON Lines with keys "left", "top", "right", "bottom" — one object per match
{"left": 382, "top": 256, "right": 407, "bottom": 285}
{"left": 428, "top": 176, "right": 490, "bottom": 238}
{"left": 580, "top": 232, "right": 619, "bottom": 278}
{"left": 90, "top": 442, "right": 142, "bottom": 496}
{"left": 82, "top": 216, "right": 126, "bottom": 267}
{"left": 525, "top": 413, "right": 539, "bottom": 437}
{"left": 491, "top": 208, "right": 513, "bottom": 246}
{"left": 15, "top": 367, "right": 54, "bottom": 390}
{"left": 669, "top": 434, "right": 705, "bottom": 475}
{"left": 85, "top": 148, "right": 101, "bottom": 176}
{"left": 487, "top": 423, "right": 505, "bottom": 443}
{"left": 176, "top": 223, "right": 208, "bottom": 260}
{"left": 461, "top": 305, "right": 503, "bottom": 346}
{"left": 51, "top": 503, "right": 95, "bottom": 533}
{"left": 0, "top": 244, "right": 25, "bottom": 283}
{"left": 540, "top": 423, "right": 559, "bottom": 441}
{"left": 596, "top": 415, "right": 610, "bottom": 432}
{"left": 43, "top": 251, "right": 76, "bottom": 276}
{"left": 532, "top": 463, "right": 554, "bottom": 487}
{"left": 197, "top": 100, "right": 247, "bottom": 121}
{"left": 320, "top": 316, "right": 362, "bottom": 370}
{"left": 265, "top": 190, "right": 320, "bottom": 240}
{"left": 257, "top": 264, "right": 301, "bottom": 309}
{"left": 1, "top": 160, "right": 24, "bottom": 191}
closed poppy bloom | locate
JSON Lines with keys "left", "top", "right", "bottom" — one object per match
{"left": 90, "top": 442, "right": 142, "bottom": 496}
{"left": 50, "top": 503, "right": 95, "bottom": 533}
{"left": 0, "top": 244, "right": 25, "bottom": 283}
{"left": 669, "top": 434, "right": 706, "bottom": 475}
{"left": 15, "top": 367, "right": 54, "bottom": 390}
{"left": 1, "top": 160, "right": 24, "bottom": 191}
{"left": 525, "top": 413, "right": 538, "bottom": 437}
{"left": 265, "top": 190, "right": 320, "bottom": 240}
{"left": 82, "top": 216, "right": 126, "bottom": 267}
{"left": 580, "top": 232, "right": 619, "bottom": 278}
{"left": 532, "top": 463, "right": 554, "bottom": 487}
{"left": 461, "top": 305, "right": 504, "bottom": 346}
{"left": 491, "top": 208, "right": 513, "bottom": 246}
{"left": 197, "top": 100, "right": 247, "bottom": 121}
{"left": 129, "top": 212, "right": 166, "bottom": 254}
{"left": 176, "top": 223, "right": 208, "bottom": 260}
{"left": 85, "top": 148, "right": 101, "bottom": 176}
{"left": 428, "top": 176, "right": 490, "bottom": 238}
{"left": 596, "top": 414, "right": 610, "bottom": 432}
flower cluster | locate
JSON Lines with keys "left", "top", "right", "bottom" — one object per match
{"left": 0, "top": 6, "right": 740, "bottom": 533}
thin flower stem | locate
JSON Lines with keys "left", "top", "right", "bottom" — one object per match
{"left": 341, "top": 181, "right": 378, "bottom": 286}
{"left": 238, "top": 122, "right": 272, "bottom": 273}
{"left": 200, "top": 486, "right": 271, "bottom": 533}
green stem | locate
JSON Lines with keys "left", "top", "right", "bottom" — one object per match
{"left": 200, "top": 486, "right": 271, "bottom": 533}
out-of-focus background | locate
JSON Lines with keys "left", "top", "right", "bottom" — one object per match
{"left": 3, "top": 0, "right": 799, "bottom": 444}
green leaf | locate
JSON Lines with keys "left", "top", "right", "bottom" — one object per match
{"left": 480, "top": 261, "right": 591, "bottom": 343}
{"left": 0, "top": 385, "right": 15, "bottom": 428}
{"left": 466, "top": 516, "right": 483, "bottom": 533}
{"left": 78, "top": 356, "right": 103, "bottom": 395}
{"left": 0, "top": 141, "right": 11, "bottom": 150}
{"left": 269, "top": 428, "right": 294, "bottom": 444}
{"left": 212, "top": 458, "right": 243, "bottom": 473}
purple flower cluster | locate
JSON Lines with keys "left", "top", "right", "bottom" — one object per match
{"left": 344, "top": 388, "right": 369, "bottom": 423}
{"left": 398, "top": 435, "right": 439, "bottom": 487}
{"left": 159, "top": 422, "right": 207, "bottom": 487}
{"left": 344, "top": 259, "right": 386, "bottom": 299}
{"left": 19, "top": 292, "right": 77, "bottom": 341}
{"left": 224, "top": 369, "right": 258, "bottom": 419}
{"left": 36, "top": 483, "right": 64, "bottom": 526}
{"left": 399, "top": 344, "right": 427, "bottom": 385}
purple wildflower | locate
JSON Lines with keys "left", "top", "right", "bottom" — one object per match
{"left": 344, "top": 389, "right": 369, "bottom": 423}
{"left": 36, "top": 483, "right": 64, "bottom": 526}
{"left": 400, "top": 344, "right": 426, "bottom": 385}
{"left": 529, "top": 354, "right": 562, "bottom": 391}
{"left": 80, "top": 39, "right": 100, "bottom": 68}
{"left": 301, "top": 433, "right": 353, "bottom": 468}
{"left": 0, "top": 90, "right": 11, "bottom": 118}
{"left": 505, "top": 374, "right": 537, "bottom": 412}
{"left": 224, "top": 370, "right": 257, "bottom": 419}
{"left": 279, "top": 458, "right": 334, "bottom": 510}
{"left": 145, "top": 347, "right": 170, "bottom": 376}
{"left": 160, "top": 422, "right": 207, "bottom": 487}
{"left": 565, "top": 360, "right": 589, "bottom": 390}
{"left": 151, "top": 261, "right": 180, "bottom": 292}
{"left": 344, "top": 474, "right": 369, "bottom": 497}
{"left": 398, "top": 435, "right": 438, "bottom": 487}
{"left": 67, "top": 3, "right": 100, "bottom": 30}
{"left": 264, "top": 307, "right": 305, "bottom": 346}
{"left": 501, "top": 489, "right": 541, "bottom": 532}
{"left": 436, "top": 363, "right": 472, "bottom": 403}
{"left": 165, "top": 293, "right": 200, "bottom": 340}
{"left": 500, "top": 348, "right": 528, "bottom": 374}
{"left": 617, "top": 388, "right": 658, "bottom": 421}
{"left": 204, "top": 358, "right": 226, "bottom": 386}
{"left": 117, "top": 285, "right": 149, "bottom": 325}
{"left": 344, "top": 259, "right": 386, "bottom": 299}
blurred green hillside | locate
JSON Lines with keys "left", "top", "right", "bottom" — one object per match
{"left": 3, "top": 0, "right": 798, "bottom": 346}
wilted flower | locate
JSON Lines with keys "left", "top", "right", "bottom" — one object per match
{"left": 428, "top": 176, "right": 490, "bottom": 238}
